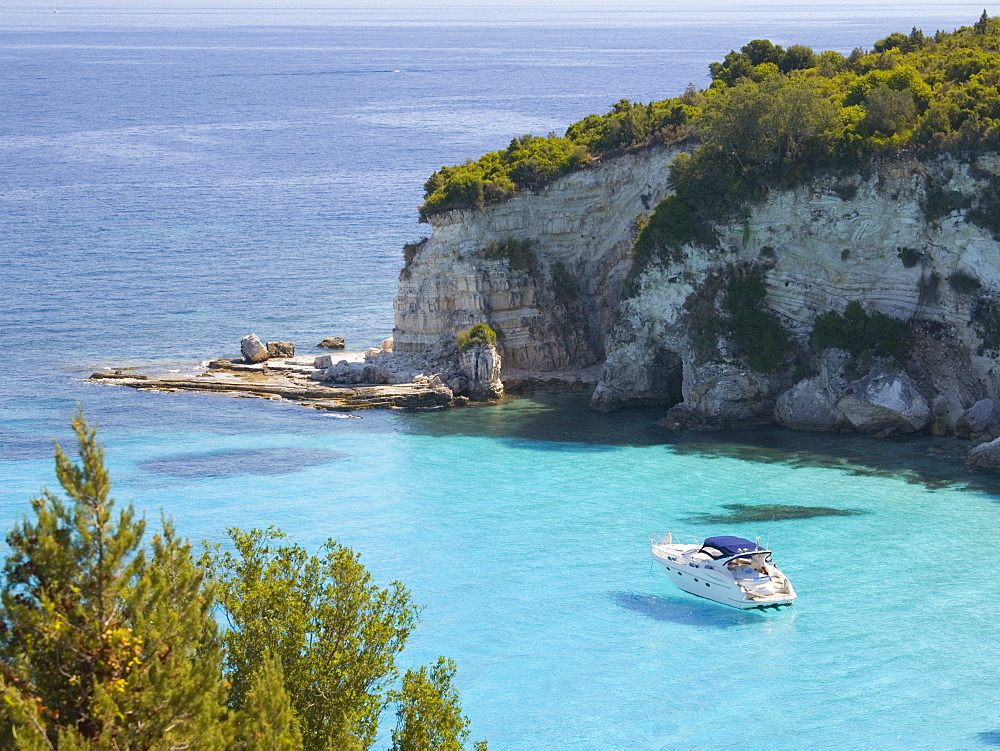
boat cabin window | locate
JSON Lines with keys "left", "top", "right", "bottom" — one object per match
{"left": 727, "top": 556, "right": 770, "bottom": 574}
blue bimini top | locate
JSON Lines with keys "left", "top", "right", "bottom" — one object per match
{"left": 700, "top": 536, "right": 765, "bottom": 559}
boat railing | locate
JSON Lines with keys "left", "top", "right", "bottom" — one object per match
{"left": 648, "top": 532, "right": 702, "bottom": 548}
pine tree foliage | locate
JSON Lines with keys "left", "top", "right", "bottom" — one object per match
{"left": 205, "top": 527, "right": 422, "bottom": 750}
{"left": 0, "top": 414, "right": 489, "bottom": 750}
{"left": 389, "top": 657, "right": 479, "bottom": 751}
{"left": 0, "top": 411, "right": 229, "bottom": 749}
{"left": 231, "top": 651, "right": 303, "bottom": 750}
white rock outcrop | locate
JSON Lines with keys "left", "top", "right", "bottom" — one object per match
{"left": 240, "top": 334, "right": 269, "bottom": 363}
{"left": 595, "top": 154, "right": 1000, "bottom": 420}
{"left": 394, "top": 146, "right": 687, "bottom": 371}
{"left": 459, "top": 343, "right": 504, "bottom": 400}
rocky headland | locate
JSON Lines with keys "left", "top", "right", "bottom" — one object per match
{"left": 93, "top": 19, "right": 1000, "bottom": 471}
{"left": 392, "top": 148, "right": 1000, "bottom": 470}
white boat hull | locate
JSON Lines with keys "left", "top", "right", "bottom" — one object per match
{"left": 651, "top": 542, "right": 796, "bottom": 610}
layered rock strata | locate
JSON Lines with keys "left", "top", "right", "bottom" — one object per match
{"left": 395, "top": 146, "right": 1000, "bottom": 468}
{"left": 394, "top": 145, "right": 687, "bottom": 372}
{"left": 88, "top": 356, "right": 454, "bottom": 411}
{"left": 594, "top": 154, "right": 1000, "bottom": 432}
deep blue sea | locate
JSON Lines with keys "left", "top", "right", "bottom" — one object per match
{"left": 3, "top": 2, "right": 1000, "bottom": 748}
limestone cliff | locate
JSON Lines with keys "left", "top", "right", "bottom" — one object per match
{"left": 393, "top": 146, "right": 1000, "bottom": 445}
{"left": 593, "top": 154, "right": 1000, "bottom": 425}
{"left": 394, "top": 146, "right": 686, "bottom": 373}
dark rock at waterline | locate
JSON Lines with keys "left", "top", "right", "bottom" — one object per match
{"left": 837, "top": 368, "right": 930, "bottom": 436}
{"left": 266, "top": 340, "right": 295, "bottom": 358}
{"left": 317, "top": 337, "right": 346, "bottom": 349}
{"left": 967, "top": 435, "right": 1000, "bottom": 471}
{"left": 686, "top": 503, "right": 867, "bottom": 524}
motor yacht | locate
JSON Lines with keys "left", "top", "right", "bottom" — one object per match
{"left": 649, "top": 534, "right": 796, "bottom": 609}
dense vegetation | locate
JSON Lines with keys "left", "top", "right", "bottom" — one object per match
{"left": 422, "top": 12, "right": 1000, "bottom": 261}
{"left": 683, "top": 264, "right": 792, "bottom": 373}
{"left": 809, "top": 301, "right": 913, "bottom": 364}
{"left": 420, "top": 98, "right": 699, "bottom": 219}
{"left": 0, "top": 413, "right": 485, "bottom": 750}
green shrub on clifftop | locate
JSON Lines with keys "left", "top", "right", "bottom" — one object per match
{"left": 422, "top": 13, "right": 1000, "bottom": 269}
{"left": 420, "top": 98, "right": 699, "bottom": 219}
{"left": 456, "top": 324, "right": 497, "bottom": 353}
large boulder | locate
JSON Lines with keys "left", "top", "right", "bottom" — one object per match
{"left": 240, "top": 334, "right": 269, "bottom": 363}
{"left": 266, "top": 340, "right": 294, "bottom": 358}
{"left": 967, "top": 435, "right": 1000, "bottom": 471}
{"left": 773, "top": 349, "right": 851, "bottom": 432}
{"left": 774, "top": 379, "right": 848, "bottom": 431}
{"left": 954, "top": 398, "right": 1000, "bottom": 440}
{"left": 930, "top": 393, "right": 964, "bottom": 436}
{"left": 662, "top": 358, "right": 778, "bottom": 429}
{"left": 458, "top": 343, "right": 504, "bottom": 400}
{"left": 313, "top": 354, "right": 342, "bottom": 369}
{"left": 317, "top": 337, "right": 346, "bottom": 349}
{"left": 836, "top": 368, "right": 931, "bottom": 436}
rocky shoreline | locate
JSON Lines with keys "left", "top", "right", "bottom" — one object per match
{"left": 87, "top": 334, "right": 512, "bottom": 413}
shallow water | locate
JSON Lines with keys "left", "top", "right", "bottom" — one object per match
{"left": 3, "top": 2, "right": 1000, "bottom": 748}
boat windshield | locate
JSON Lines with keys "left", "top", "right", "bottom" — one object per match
{"left": 727, "top": 553, "right": 771, "bottom": 574}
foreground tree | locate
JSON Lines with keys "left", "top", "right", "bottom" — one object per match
{"left": 1, "top": 413, "right": 487, "bottom": 750}
{"left": 390, "top": 657, "right": 486, "bottom": 751}
{"left": 205, "top": 527, "right": 422, "bottom": 749}
{"left": 0, "top": 412, "right": 230, "bottom": 749}
{"left": 231, "top": 651, "right": 303, "bottom": 749}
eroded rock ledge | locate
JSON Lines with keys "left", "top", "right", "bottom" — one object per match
{"left": 89, "top": 356, "right": 454, "bottom": 411}
{"left": 87, "top": 339, "right": 519, "bottom": 413}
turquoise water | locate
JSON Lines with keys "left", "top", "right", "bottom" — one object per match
{"left": 3, "top": 2, "right": 1000, "bottom": 747}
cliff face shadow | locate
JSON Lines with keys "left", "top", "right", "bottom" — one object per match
{"left": 403, "top": 392, "right": 1000, "bottom": 496}
{"left": 140, "top": 448, "right": 346, "bottom": 479}
{"left": 609, "top": 591, "right": 769, "bottom": 629}
{"left": 685, "top": 503, "right": 868, "bottom": 524}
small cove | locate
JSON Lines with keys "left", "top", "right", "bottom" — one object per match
{"left": 2, "top": 3, "right": 999, "bottom": 747}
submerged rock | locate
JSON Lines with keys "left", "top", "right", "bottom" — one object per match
{"left": 687, "top": 503, "right": 866, "bottom": 523}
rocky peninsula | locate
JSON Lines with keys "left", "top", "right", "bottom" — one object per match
{"left": 94, "top": 17, "right": 1000, "bottom": 472}
{"left": 88, "top": 333, "right": 504, "bottom": 412}
{"left": 393, "top": 18, "right": 1000, "bottom": 472}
